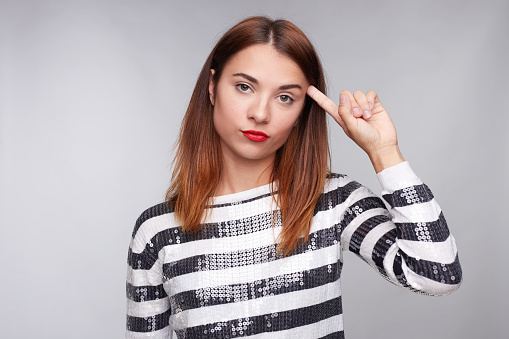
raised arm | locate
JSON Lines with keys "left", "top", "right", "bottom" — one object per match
{"left": 307, "top": 86, "right": 461, "bottom": 294}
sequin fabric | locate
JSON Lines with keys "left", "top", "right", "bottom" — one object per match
{"left": 126, "top": 162, "right": 462, "bottom": 338}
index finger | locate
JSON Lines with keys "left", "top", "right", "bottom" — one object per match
{"left": 306, "top": 85, "right": 338, "bottom": 116}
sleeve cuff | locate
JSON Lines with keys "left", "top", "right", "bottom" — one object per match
{"left": 376, "top": 161, "right": 423, "bottom": 192}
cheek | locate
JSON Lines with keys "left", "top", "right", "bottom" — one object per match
{"left": 212, "top": 99, "right": 234, "bottom": 131}
{"left": 212, "top": 109, "right": 227, "bottom": 139}
{"left": 280, "top": 106, "right": 302, "bottom": 131}
{"left": 272, "top": 114, "right": 301, "bottom": 144}
{"left": 214, "top": 95, "right": 243, "bottom": 123}
{"left": 281, "top": 120, "right": 298, "bottom": 135}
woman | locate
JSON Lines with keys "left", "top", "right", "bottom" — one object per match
{"left": 126, "top": 16, "right": 461, "bottom": 338}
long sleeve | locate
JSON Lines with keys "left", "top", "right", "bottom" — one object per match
{"left": 339, "top": 161, "right": 462, "bottom": 296}
{"left": 126, "top": 206, "right": 173, "bottom": 338}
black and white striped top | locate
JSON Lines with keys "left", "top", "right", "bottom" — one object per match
{"left": 126, "top": 162, "right": 462, "bottom": 338}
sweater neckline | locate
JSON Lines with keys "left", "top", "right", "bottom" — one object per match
{"left": 211, "top": 182, "right": 274, "bottom": 205}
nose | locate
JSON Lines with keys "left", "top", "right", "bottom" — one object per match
{"left": 247, "top": 98, "right": 271, "bottom": 124}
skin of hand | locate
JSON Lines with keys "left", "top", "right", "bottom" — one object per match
{"left": 307, "top": 85, "right": 405, "bottom": 173}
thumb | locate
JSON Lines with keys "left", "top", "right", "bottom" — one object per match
{"left": 338, "top": 93, "right": 357, "bottom": 128}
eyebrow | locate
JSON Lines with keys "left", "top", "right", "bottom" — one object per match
{"left": 233, "top": 73, "right": 302, "bottom": 90}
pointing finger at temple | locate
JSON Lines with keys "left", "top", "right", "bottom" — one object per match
{"left": 306, "top": 86, "right": 337, "bottom": 116}
{"left": 307, "top": 86, "right": 347, "bottom": 129}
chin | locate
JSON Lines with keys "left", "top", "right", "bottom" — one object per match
{"left": 235, "top": 150, "right": 276, "bottom": 162}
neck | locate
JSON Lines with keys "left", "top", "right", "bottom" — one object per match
{"left": 215, "top": 154, "right": 275, "bottom": 196}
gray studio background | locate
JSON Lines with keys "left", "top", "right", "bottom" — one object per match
{"left": 1, "top": 0, "right": 507, "bottom": 338}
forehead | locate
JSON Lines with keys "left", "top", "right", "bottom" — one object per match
{"left": 222, "top": 44, "right": 308, "bottom": 85}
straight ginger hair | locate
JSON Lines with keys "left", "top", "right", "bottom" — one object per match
{"left": 166, "top": 16, "right": 330, "bottom": 255}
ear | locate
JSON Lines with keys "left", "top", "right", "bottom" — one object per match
{"left": 208, "top": 69, "right": 216, "bottom": 106}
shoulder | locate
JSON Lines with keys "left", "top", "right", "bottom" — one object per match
{"left": 130, "top": 201, "right": 175, "bottom": 238}
{"left": 324, "top": 172, "right": 365, "bottom": 197}
{"left": 314, "top": 173, "right": 359, "bottom": 209}
{"left": 317, "top": 172, "right": 380, "bottom": 208}
{"left": 315, "top": 173, "right": 387, "bottom": 221}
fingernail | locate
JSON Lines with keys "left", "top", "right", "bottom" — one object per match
{"left": 363, "top": 109, "right": 372, "bottom": 119}
{"left": 353, "top": 107, "right": 361, "bottom": 116}
{"left": 369, "top": 102, "right": 373, "bottom": 109}
{"left": 340, "top": 94, "right": 347, "bottom": 105}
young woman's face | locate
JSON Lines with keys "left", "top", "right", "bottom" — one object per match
{"left": 209, "top": 44, "right": 309, "bottom": 167}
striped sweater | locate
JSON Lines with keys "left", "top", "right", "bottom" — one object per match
{"left": 126, "top": 161, "right": 462, "bottom": 338}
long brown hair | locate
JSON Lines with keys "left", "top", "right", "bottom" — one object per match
{"left": 166, "top": 16, "right": 330, "bottom": 255}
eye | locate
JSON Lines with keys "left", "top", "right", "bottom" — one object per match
{"left": 278, "top": 95, "right": 293, "bottom": 103}
{"left": 236, "top": 83, "right": 251, "bottom": 92}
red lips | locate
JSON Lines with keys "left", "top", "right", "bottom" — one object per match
{"left": 242, "top": 130, "right": 269, "bottom": 142}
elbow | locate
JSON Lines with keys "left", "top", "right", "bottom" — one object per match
{"left": 405, "top": 277, "right": 462, "bottom": 296}
{"left": 428, "top": 279, "right": 462, "bottom": 296}
{"left": 403, "top": 260, "right": 463, "bottom": 296}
